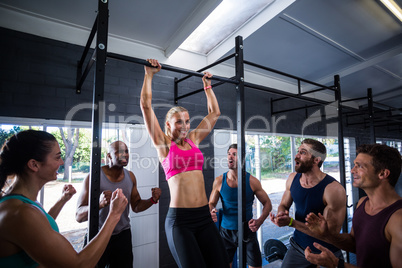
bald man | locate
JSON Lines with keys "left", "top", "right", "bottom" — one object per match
{"left": 76, "top": 141, "right": 161, "bottom": 268}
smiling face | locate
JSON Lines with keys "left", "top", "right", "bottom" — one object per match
{"left": 351, "top": 153, "right": 379, "bottom": 190}
{"left": 108, "top": 141, "right": 129, "bottom": 167}
{"left": 294, "top": 144, "right": 315, "bottom": 173}
{"left": 167, "top": 111, "right": 190, "bottom": 140}
{"left": 37, "top": 141, "right": 64, "bottom": 181}
{"left": 227, "top": 148, "right": 237, "bottom": 170}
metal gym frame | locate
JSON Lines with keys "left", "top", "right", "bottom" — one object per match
{"left": 343, "top": 88, "right": 402, "bottom": 137}
{"left": 343, "top": 89, "right": 402, "bottom": 201}
{"left": 76, "top": 1, "right": 349, "bottom": 266}
{"left": 252, "top": 67, "right": 349, "bottom": 242}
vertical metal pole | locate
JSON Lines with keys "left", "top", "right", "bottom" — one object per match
{"left": 270, "top": 98, "right": 273, "bottom": 116}
{"left": 290, "top": 136, "right": 296, "bottom": 174}
{"left": 334, "top": 75, "right": 349, "bottom": 262}
{"left": 367, "top": 88, "right": 375, "bottom": 143}
{"left": 174, "top": 78, "right": 178, "bottom": 104}
{"left": 297, "top": 80, "right": 301, "bottom": 95}
{"left": 235, "top": 35, "right": 246, "bottom": 268}
{"left": 77, "top": 60, "right": 83, "bottom": 94}
{"left": 255, "top": 135, "right": 263, "bottom": 250}
{"left": 88, "top": 0, "right": 108, "bottom": 242}
{"left": 39, "top": 125, "right": 47, "bottom": 205}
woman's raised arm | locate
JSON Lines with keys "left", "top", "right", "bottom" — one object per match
{"left": 140, "top": 59, "right": 169, "bottom": 153}
{"left": 190, "top": 72, "right": 221, "bottom": 145}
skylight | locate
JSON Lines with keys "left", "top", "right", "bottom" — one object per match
{"left": 179, "top": 0, "right": 275, "bottom": 55}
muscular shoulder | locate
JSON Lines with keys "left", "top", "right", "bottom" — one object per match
{"left": 215, "top": 174, "right": 223, "bottom": 184}
{"left": 385, "top": 207, "right": 402, "bottom": 240}
{"left": 213, "top": 175, "right": 224, "bottom": 190}
{"left": 324, "top": 180, "right": 346, "bottom": 201}
{"left": 325, "top": 180, "right": 345, "bottom": 194}
{"left": 249, "top": 175, "right": 262, "bottom": 191}
{"left": 127, "top": 170, "right": 136, "bottom": 186}
{"left": 389, "top": 206, "right": 402, "bottom": 222}
{"left": 285, "top": 172, "right": 297, "bottom": 188}
{"left": 287, "top": 172, "right": 297, "bottom": 181}
{"left": 0, "top": 201, "right": 47, "bottom": 239}
{"left": 127, "top": 170, "right": 135, "bottom": 179}
{"left": 355, "top": 196, "right": 368, "bottom": 209}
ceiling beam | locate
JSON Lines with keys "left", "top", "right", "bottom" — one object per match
{"left": 281, "top": 13, "right": 402, "bottom": 85}
{"left": 313, "top": 44, "right": 402, "bottom": 85}
{"left": 164, "top": 0, "right": 221, "bottom": 58}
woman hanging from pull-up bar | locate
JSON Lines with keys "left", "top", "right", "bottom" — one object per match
{"left": 140, "top": 59, "right": 229, "bottom": 268}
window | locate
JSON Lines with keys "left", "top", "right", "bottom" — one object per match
{"left": 0, "top": 119, "right": 133, "bottom": 246}
{"left": 179, "top": 0, "right": 275, "bottom": 55}
{"left": 214, "top": 130, "right": 353, "bottom": 263}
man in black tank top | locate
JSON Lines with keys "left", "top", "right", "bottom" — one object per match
{"left": 76, "top": 141, "right": 162, "bottom": 268}
{"left": 304, "top": 144, "right": 402, "bottom": 268}
{"left": 269, "top": 139, "right": 346, "bottom": 268}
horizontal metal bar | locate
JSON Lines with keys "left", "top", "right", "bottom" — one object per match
{"left": 348, "top": 121, "right": 402, "bottom": 128}
{"left": 244, "top": 81, "right": 333, "bottom": 106}
{"left": 272, "top": 86, "right": 335, "bottom": 103}
{"left": 346, "top": 121, "right": 368, "bottom": 126}
{"left": 107, "top": 53, "right": 238, "bottom": 84}
{"left": 301, "top": 87, "right": 334, "bottom": 95}
{"left": 341, "top": 97, "right": 367, "bottom": 103}
{"left": 271, "top": 103, "right": 322, "bottom": 115}
{"left": 375, "top": 117, "right": 402, "bottom": 124}
{"left": 348, "top": 115, "right": 402, "bottom": 125}
{"left": 344, "top": 108, "right": 402, "bottom": 118}
{"left": 373, "top": 101, "right": 397, "bottom": 109}
{"left": 271, "top": 96, "right": 290, "bottom": 102}
{"left": 244, "top": 60, "right": 335, "bottom": 91}
{"left": 376, "top": 108, "right": 402, "bottom": 114}
{"left": 175, "top": 53, "right": 236, "bottom": 84}
{"left": 344, "top": 111, "right": 366, "bottom": 117}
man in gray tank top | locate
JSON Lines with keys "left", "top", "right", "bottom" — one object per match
{"left": 76, "top": 141, "right": 162, "bottom": 268}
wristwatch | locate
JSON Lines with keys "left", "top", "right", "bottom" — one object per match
{"left": 337, "top": 258, "right": 345, "bottom": 268}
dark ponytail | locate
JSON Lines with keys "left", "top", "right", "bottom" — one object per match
{"left": 0, "top": 130, "right": 56, "bottom": 192}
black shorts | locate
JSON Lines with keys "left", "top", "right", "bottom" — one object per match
{"left": 85, "top": 228, "right": 133, "bottom": 268}
{"left": 220, "top": 226, "right": 262, "bottom": 267}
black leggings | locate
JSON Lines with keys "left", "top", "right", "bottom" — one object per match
{"left": 165, "top": 205, "right": 230, "bottom": 268}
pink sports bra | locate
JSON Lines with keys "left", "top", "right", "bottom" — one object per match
{"left": 162, "top": 139, "right": 204, "bottom": 180}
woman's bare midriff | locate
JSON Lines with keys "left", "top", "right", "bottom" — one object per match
{"left": 167, "top": 170, "right": 208, "bottom": 208}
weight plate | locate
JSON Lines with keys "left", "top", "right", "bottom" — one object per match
{"left": 264, "top": 239, "right": 287, "bottom": 262}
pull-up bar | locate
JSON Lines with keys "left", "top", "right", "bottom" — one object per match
{"left": 175, "top": 53, "right": 237, "bottom": 84}
{"left": 244, "top": 60, "right": 336, "bottom": 92}
{"left": 77, "top": 50, "right": 238, "bottom": 94}
{"left": 107, "top": 53, "right": 238, "bottom": 85}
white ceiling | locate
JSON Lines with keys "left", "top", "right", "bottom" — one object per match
{"left": 1, "top": 0, "right": 401, "bottom": 115}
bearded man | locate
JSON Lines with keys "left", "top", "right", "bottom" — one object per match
{"left": 269, "top": 139, "right": 346, "bottom": 268}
